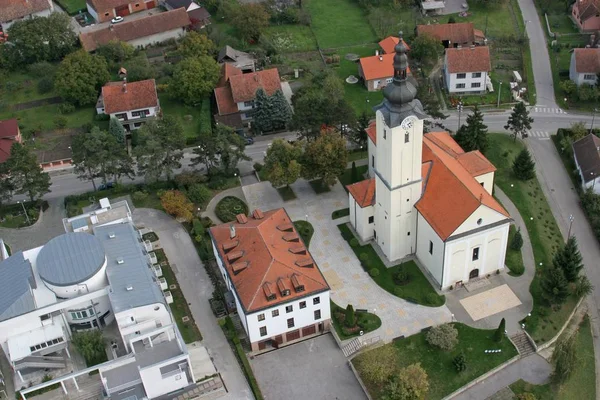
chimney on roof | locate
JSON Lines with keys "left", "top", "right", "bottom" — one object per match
{"left": 379, "top": 55, "right": 383, "bottom": 61}
{"left": 470, "top": 45, "right": 475, "bottom": 50}
{"left": 230, "top": 224, "right": 236, "bottom": 239}
{"left": 254, "top": 75, "right": 258, "bottom": 82}
{"left": 122, "top": 78, "right": 127, "bottom": 93}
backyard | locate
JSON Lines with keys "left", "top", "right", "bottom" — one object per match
{"left": 159, "top": 95, "right": 212, "bottom": 143}
{"left": 0, "top": 68, "right": 60, "bottom": 105}
{"left": 353, "top": 323, "right": 518, "bottom": 399}
{"left": 263, "top": 25, "right": 318, "bottom": 53}
{"left": 338, "top": 223, "right": 445, "bottom": 307}
{"left": 485, "top": 133, "right": 577, "bottom": 343}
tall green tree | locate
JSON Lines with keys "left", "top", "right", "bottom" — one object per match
{"left": 263, "top": 138, "right": 303, "bottom": 188}
{"left": 177, "top": 31, "right": 216, "bottom": 58}
{"left": 72, "top": 127, "right": 134, "bottom": 190}
{"left": 169, "top": 56, "right": 220, "bottom": 105}
{"left": 109, "top": 117, "right": 126, "bottom": 145}
{"left": 134, "top": 116, "right": 186, "bottom": 182}
{"left": 410, "top": 33, "right": 444, "bottom": 68}
{"left": 383, "top": 363, "right": 429, "bottom": 400}
{"left": 351, "top": 112, "right": 371, "bottom": 147}
{"left": 553, "top": 236, "right": 584, "bottom": 282}
{"left": 5, "top": 143, "right": 51, "bottom": 202}
{"left": 540, "top": 266, "right": 569, "bottom": 305}
{"left": 96, "top": 40, "right": 135, "bottom": 66}
{"left": 191, "top": 125, "right": 249, "bottom": 175}
{"left": 72, "top": 330, "right": 105, "bottom": 365}
{"left": 270, "top": 90, "right": 293, "bottom": 130}
{"left": 253, "top": 89, "right": 292, "bottom": 133}
{"left": 504, "top": 102, "right": 533, "bottom": 142}
{"left": 55, "top": 50, "right": 110, "bottom": 106}
{"left": 512, "top": 149, "right": 536, "bottom": 181}
{"left": 454, "top": 106, "right": 488, "bottom": 152}
{"left": 551, "top": 334, "right": 577, "bottom": 384}
{"left": 301, "top": 129, "right": 348, "bottom": 187}
{"left": 3, "top": 13, "right": 77, "bottom": 68}
{"left": 0, "top": 163, "right": 14, "bottom": 206}
{"left": 344, "top": 304, "right": 356, "bottom": 328}
{"left": 231, "top": 3, "right": 270, "bottom": 42}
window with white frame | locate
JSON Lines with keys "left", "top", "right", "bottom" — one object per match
{"left": 471, "top": 82, "right": 481, "bottom": 88}
{"left": 472, "top": 72, "right": 482, "bottom": 78}
{"left": 457, "top": 73, "right": 466, "bottom": 79}
{"left": 287, "top": 318, "right": 295, "bottom": 328}
{"left": 257, "top": 313, "right": 265, "bottom": 321}
{"left": 314, "top": 310, "right": 321, "bottom": 320}
{"left": 286, "top": 305, "right": 293, "bottom": 313}
{"left": 259, "top": 326, "right": 267, "bottom": 337}
{"left": 272, "top": 309, "right": 279, "bottom": 317}
{"left": 70, "top": 306, "right": 96, "bottom": 320}
{"left": 584, "top": 74, "right": 596, "bottom": 80}
{"left": 313, "top": 297, "right": 320, "bottom": 305}
{"left": 456, "top": 83, "right": 466, "bottom": 89}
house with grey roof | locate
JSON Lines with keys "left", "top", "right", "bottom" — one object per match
{"left": 573, "top": 133, "right": 600, "bottom": 194}
{"left": 217, "top": 45, "right": 256, "bottom": 73}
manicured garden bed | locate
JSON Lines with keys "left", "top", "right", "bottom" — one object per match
{"left": 215, "top": 196, "right": 249, "bottom": 223}
{"left": 505, "top": 225, "right": 525, "bottom": 276}
{"left": 485, "top": 134, "right": 577, "bottom": 343}
{"left": 338, "top": 223, "right": 445, "bottom": 307}
{"left": 332, "top": 208, "right": 350, "bottom": 220}
{"left": 330, "top": 300, "right": 381, "bottom": 340}
{"left": 354, "top": 323, "right": 518, "bottom": 400}
{"left": 293, "top": 220, "right": 314, "bottom": 247}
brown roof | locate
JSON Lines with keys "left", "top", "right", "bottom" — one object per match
{"left": 217, "top": 63, "right": 242, "bottom": 88}
{"left": 209, "top": 208, "right": 329, "bottom": 313}
{"left": 79, "top": 8, "right": 190, "bottom": 52}
{"left": 229, "top": 68, "right": 281, "bottom": 103}
{"left": 214, "top": 85, "right": 238, "bottom": 115}
{"left": 347, "top": 178, "right": 376, "bottom": 208}
{"left": 378, "top": 36, "right": 411, "bottom": 54}
{"left": 101, "top": 79, "right": 158, "bottom": 114}
{"left": 445, "top": 46, "right": 491, "bottom": 73}
{"left": 575, "top": 0, "right": 600, "bottom": 21}
{"left": 0, "top": 119, "right": 19, "bottom": 139}
{"left": 0, "top": 0, "right": 51, "bottom": 23}
{"left": 573, "top": 134, "right": 600, "bottom": 183}
{"left": 573, "top": 48, "right": 600, "bottom": 73}
{"left": 366, "top": 121, "right": 376, "bottom": 144}
{"left": 187, "top": 6, "right": 211, "bottom": 23}
{"left": 417, "top": 22, "right": 477, "bottom": 44}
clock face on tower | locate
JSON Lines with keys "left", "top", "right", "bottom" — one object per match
{"left": 400, "top": 115, "right": 418, "bottom": 130}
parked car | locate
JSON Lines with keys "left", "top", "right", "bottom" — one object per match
{"left": 235, "top": 129, "right": 254, "bottom": 145}
{"left": 98, "top": 182, "right": 115, "bottom": 191}
{"left": 110, "top": 16, "right": 124, "bottom": 24}
{"left": 244, "top": 137, "right": 254, "bottom": 145}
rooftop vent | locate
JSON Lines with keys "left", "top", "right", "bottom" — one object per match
{"left": 277, "top": 278, "right": 290, "bottom": 297}
{"left": 232, "top": 261, "right": 249, "bottom": 275}
{"left": 282, "top": 232, "right": 300, "bottom": 242}
{"left": 236, "top": 214, "right": 248, "bottom": 224}
{"left": 277, "top": 223, "right": 294, "bottom": 232}
{"left": 126, "top": 285, "right": 133, "bottom": 291}
{"left": 291, "top": 274, "right": 305, "bottom": 293}
{"left": 288, "top": 246, "right": 306, "bottom": 255}
{"left": 252, "top": 209, "right": 264, "bottom": 219}
{"left": 295, "top": 258, "right": 314, "bottom": 268}
{"left": 109, "top": 232, "right": 116, "bottom": 239}
{"left": 117, "top": 258, "right": 124, "bottom": 265}
{"left": 263, "top": 282, "right": 276, "bottom": 301}
{"left": 226, "top": 250, "right": 244, "bottom": 263}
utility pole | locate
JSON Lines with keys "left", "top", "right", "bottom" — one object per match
{"left": 457, "top": 101, "right": 463, "bottom": 131}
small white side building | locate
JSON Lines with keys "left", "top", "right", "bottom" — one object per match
{"left": 569, "top": 47, "right": 600, "bottom": 86}
{"left": 443, "top": 46, "right": 491, "bottom": 94}
{"left": 572, "top": 133, "right": 600, "bottom": 194}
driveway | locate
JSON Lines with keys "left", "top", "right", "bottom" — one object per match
{"left": 250, "top": 334, "right": 366, "bottom": 400}
{"left": 78, "top": 8, "right": 164, "bottom": 33}
{"left": 132, "top": 208, "right": 253, "bottom": 400}
{"left": 242, "top": 180, "right": 452, "bottom": 345}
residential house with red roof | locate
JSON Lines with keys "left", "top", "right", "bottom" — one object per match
{"left": 0, "top": 119, "right": 22, "bottom": 163}
{"left": 443, "top": 46, "right": 491, "bottom": 94}
{"left": 347, "top": 37, "right": 511, "bottom": 290}
{"left": 96, "top": 79, "right": 159, "bottom": 131}
{"left": 214, "top": 65, "right": 284, "bottom": 129}
{"left": 570, "top": 47, "right": 600, "bottom": 86}
{"left": 79, "top": 8, "right": 190, "bottom": 52}
{"left": 0, "top": 0, "right": 53, "bottom": 32}
{"left": 209, "top": 208, "right": 330, "bottom": 353}
{"left": 358, "top": 37, "right": 411, "bottom": 91}
{"left": 86, "top": 0, "right": 157, "bottom": 23}
{"left": 572, "top": 0, "right": 600, "bottom": 31}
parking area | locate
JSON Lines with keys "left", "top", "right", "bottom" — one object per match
{"left": 250, "top": 334, "right": 367, "bottom": 400}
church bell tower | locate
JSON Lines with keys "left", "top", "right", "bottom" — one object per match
{"left": 372, "top": 32, "right": 428, "bottom": 262}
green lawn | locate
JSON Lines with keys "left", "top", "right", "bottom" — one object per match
{"left": 333, "top": 43, "right": 383, "bottom": 116}
{"left": 332, "top": 208, "right": 350, "bottom": 219}
{"left": 354, "top": 323, "right": 518, "bottom": 399}
{"left": 263, "top": 25, "right": 318, "bottom": 53}
{"left": 330, "top": 300, "right": 382, "bottom": 340}
{"left": 338, "top": 223, "right": 445, "bottom": 307}
{"left": 348, "top": 149, "right": 368, "bottom": 161}
{"left": 293, "top": 220, "right": 314, "bottom": 246}
{"left": 510, "top": 316, "right": 596, "bottom": 400}
{"left": 0, "top": 103, "right": 96, "bottom": 133}
{"left": 0, "top": 69, "right": 59, "bottom": 105}
{"left": 485, "top": 134, "right": 577, "bottom": 343}
{"left": 159, "top": 95, "right": 212, "bottom": 143}
{"left": 338, "top": 164, "right": 368, "bottom": 189}
{"left": 505, "top": 225, "right": 525, "bottom": 276}
{"left": 305, "top": 0, "right": 376, "bottom": 48}
{"left": 55, "top": 0, "right": 86, "bottom": 14}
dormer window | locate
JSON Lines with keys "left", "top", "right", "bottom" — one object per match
{"left": 277, "top": 278, "right": 290, "bottom": 297}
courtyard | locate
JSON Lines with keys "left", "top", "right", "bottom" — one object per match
{"left": 250, "top": 334, "right": 366, "bottom": 400}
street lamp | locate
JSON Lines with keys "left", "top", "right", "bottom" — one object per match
{"left": 17, "top": 201, "right": 31, "bottom": 225}
{"left": 568, "top": 214, "right": 575, "bottom": 239}
{"left": 497, "top": 81, "right": 502, "bottom": 108}
{"left": 457, "top": 101, "right": 463, "bottom": 131}
{"left": 590, "top": 108, "right": 598, "bottom": 134}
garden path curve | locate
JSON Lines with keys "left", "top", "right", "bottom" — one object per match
{"left": 242, "top": 180, "right": 452, "bottom": 345}
{"left": 201, "top": 186, "right": 246, "bottom": 224}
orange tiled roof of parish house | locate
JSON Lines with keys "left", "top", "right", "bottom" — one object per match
{"left": 101, "top": 79, "right": 159, "bottom": 115}
{"left": 209, "top": 208, "right": 329, "bottom": 313}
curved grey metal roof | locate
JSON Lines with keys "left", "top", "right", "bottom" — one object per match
{"left": 37, "top": 233, "right": 106, "bottom": 287}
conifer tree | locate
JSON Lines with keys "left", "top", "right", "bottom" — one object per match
{"left": 504, "top": 101, "right": 533, "bottom": 142}
{"left": 109, "top": 116, "right": 126, "bottom": 144}
{"left": 351, "top": 161, "right": 358, "bottom": 183}
{"left": 270, "top": 90, "right": 292, "bottom": 131}
{"left": 253, "top": 88, "right": 273, "bottom": 133}
{"left": 553, "top": 236, "right": 584, "bottom": 282}
{"left": 511, "top": 228, "right": 524, "bottom": 251}
{"left": 345, "top": 304, "right": 356, "bottom": 328}
{"left": 454, "top": 106, "right": 488, "bottom": 152}
{"left": 494, "top": 318, "right": 506, "bottom": 342}
{"left": 512, "top": 149, "right": 536, "bottom": 180}
{"left": 540, "top": 266, "right": 569, "bottom": 305}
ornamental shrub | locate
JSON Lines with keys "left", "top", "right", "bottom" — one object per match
{"left": 426, "top": 323, "right": 458, "bottom": 351}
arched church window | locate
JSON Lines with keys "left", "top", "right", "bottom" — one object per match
{"left": 405, "top": 132, "right": 409, "bottom": 143}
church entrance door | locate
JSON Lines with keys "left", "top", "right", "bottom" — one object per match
{"left": 469, "top": 269, "right": 479, "bottom": 279}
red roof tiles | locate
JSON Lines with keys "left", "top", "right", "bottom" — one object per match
{"left": 445, "top": 46, "right": 491, "bottom": 73}
{"left": 0, "top": 0, "right": 52, "bottom": 23}
{"left": 366, "top": 121, "right": 377, "bottom": 144}
{"left": 209, "top": 208, "right": 329, "bottom": 313}
{"left": 378, "top": 36, "right": 411, "bottom": 54}
{"left": 347, "top": 178, "right": 376, "bottom": 208}
{"left": 101, "top": 79, "right": 159, "bottom": 115}
{"left": 229, "top": 68, "right": 281, "bottom": 103}
{"left": 574, "top": 48, "right": 600, "bottom": 73}
{"left": 417, "top": 22, "right": 478, "bottom": 45}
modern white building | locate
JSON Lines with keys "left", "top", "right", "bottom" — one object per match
{"left": 348, "top": 38, "right": 512, "bottom": 290}
{"left": 569, "top": 47, "right": 600, "bottom": 86}
{"left": 0, "top": 0, "right": 53, "bottom": 32}
{"left": 0, "top": 199, "right": 214, "bottom": 400}
{"left": 572, "top": 133, "right": 600, "bottom": 194}
{"left": 209, "top": 208, "right": 331, "bottom": 353}
{"left": 443, "top": 46, "right": 491, "bottom": 94}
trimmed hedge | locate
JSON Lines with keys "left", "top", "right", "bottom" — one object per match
{"left": 215, "top": 196, "right": 248, "bottom": 223}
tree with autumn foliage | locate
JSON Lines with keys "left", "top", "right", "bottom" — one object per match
{"left": 160, "top": 190, "right": 194, "bottom": 222}
{"left": 301, "top": 128, "right": 348, "bottom": 187}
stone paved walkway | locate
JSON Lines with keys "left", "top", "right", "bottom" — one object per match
{"left": 242, "top": 180, "right": 451, "bottom": 344}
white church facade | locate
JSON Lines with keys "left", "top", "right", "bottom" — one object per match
{"left": 347, "top": 34, "right": 512, "bottom": 290}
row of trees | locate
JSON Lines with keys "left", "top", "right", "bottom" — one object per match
{"left": 0, "top": 143, "right": 51, "bottom": 204}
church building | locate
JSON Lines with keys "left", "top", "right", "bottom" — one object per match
{"left": 347, "top": 34, "right": 512, "bottom": 290}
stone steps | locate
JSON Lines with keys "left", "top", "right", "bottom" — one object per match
{"left": 510, "top": 332, "right": 536, "bottom": 357}
{"left": 342, "top": 338, "right": 363, "bottom": 358}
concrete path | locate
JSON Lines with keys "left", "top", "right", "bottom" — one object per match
{"left": 0, "top": 198, "right": 66, "bottom": 252}
{"left": 201, "top": 186, "right": 246, "bottom": 224}
{"left": 242, "top": 180, "right": 452, "bottom": 345}
{"left": 132, "top": 208, "right": 253, "bottom": 400}
{"left": 451, "top": 354, "right": 551, "bottom": 400}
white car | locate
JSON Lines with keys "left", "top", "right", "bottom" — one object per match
{"left": 110, "top": 16, "right": 124, "bottom": 24}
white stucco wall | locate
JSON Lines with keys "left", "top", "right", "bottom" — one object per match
{"left": 444, "top": 53, "right": 488, "bottom": 93}
{"left": 451, "top": 204, "right": 508, "bottom": 237}
{"left": 65, "top": 296, "right": 112, "bottom": 326}
{"left": 115, "top": 303, "right": 172, "bottom": 351}
{"left": 40, "top": 258, "right": 108, "bottom": 299}
{"left": 474, "top": 171, "right": 494, "bottom": 195}
{"left": 87, "top": 3, "right": 99, "bottom": 22}
{"left": 368, "top": 138, "right": 376, "bottom": 177}
{"left": 348, "top": 194, "right": 375, "bottom": 242}
{"left": 139, "top": 354, "right": 191, "bottom": 398}
{"left": 415, "top": 212, "right": 445, "bottom": 286}
{"left": 574, "top": 156, "right": 600, "bottom": 194}
{"left": 127, "top": 28, "right": 187, "bottom": 49}
{"left": 244, "top": 292, "right": 330, "bottom": 344}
